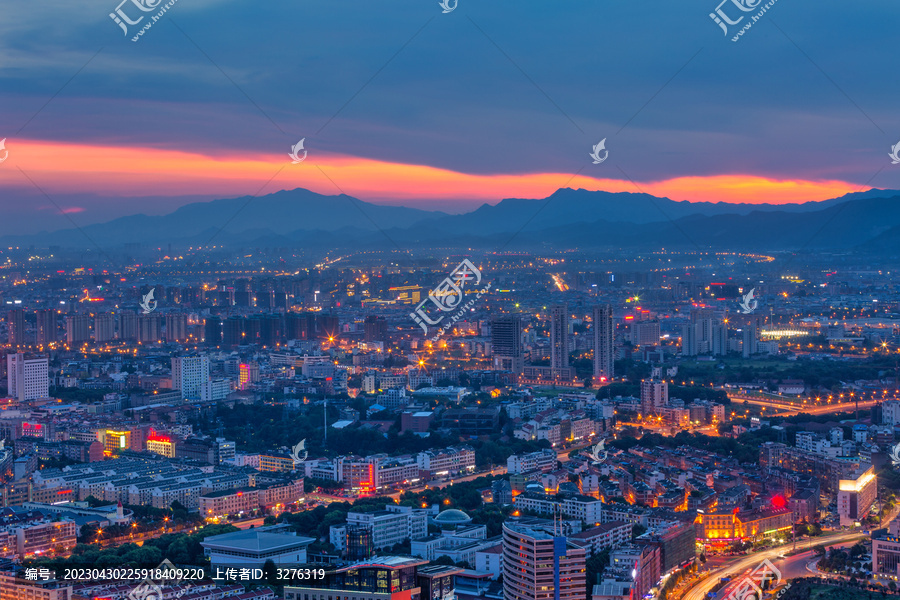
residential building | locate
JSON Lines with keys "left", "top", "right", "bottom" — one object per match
{"left": 0, "top": 572, "right": 73, "bottom": 600}
{"left": 7, "top": 354, "right": 49, "bottom": 402}
{"left": 550, "top": 304, "right": 570, "bottom": 374}
{"left": 171, "top": 355, "right": 210, "bottom": 401}
{"left": 592, "top": 305, "right": 614, "bottom": 382}
{"left": 492, "top": 315, "right": 524, "bottom": 373}
{"left": 502, "top": 522, "right": 586, "bottom": 600}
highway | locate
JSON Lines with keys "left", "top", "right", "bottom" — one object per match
{"left": 682, "top": 532, "right": 866, "bottom": 600}
{"left": 726, "top": 394, "right": 877, "bottom": 417}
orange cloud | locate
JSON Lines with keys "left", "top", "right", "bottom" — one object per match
{"left": 0, "top": 139, "right": 857, "bottom": 206}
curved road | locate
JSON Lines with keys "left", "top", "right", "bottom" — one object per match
{"left": 683, "top": 532, "right": 865, "bottom": 600}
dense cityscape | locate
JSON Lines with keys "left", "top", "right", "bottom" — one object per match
{"left": 1, "top": 244, "right": 900, "bottom": 600}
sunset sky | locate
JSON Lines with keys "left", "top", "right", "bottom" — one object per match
{"left": 0, "top": 0, "right": 897, "bottom": 235}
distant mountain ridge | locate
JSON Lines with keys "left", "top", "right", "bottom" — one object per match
{"left": 5, "top": 186, "right": 900, "bottom": 252}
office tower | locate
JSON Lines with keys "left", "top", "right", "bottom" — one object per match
{"left": 7, "top": 353, "right": 49, "bottom": 401}
{"left": 165, "top": 313, "right": 188, "bottom": 343}
{"left": 204, "top": 315, "right": 222, "bottom": 345}
{"left": 742, "top": 324, "right": 758, "bottom": 358}
{"left": 7, "top": 308, "right": 26, "bottom": 347}
{"left": 138, "top": 314, "right": 161, "bottom": 343}
{"left": 223, "top": 316, "right": 244, "bottom": 346}
{"left": 502, "top": 522, "right": 586, "bottom": 600}
{"left": 171, "top": 355, "right": 210, "bottom": 401}
{"left": 592, "top": 305, "right": 614, "bottom": 381}
{"left": 364, "top": 315, "right": 388, "bottom": 343}
{"left": 65, "top": 315, "right": 91, "bottom": 344}
{"left": 118, "top": 310, "right": 138, "bottom": 341}
{"left": 35, "top": 309, "right": 57, "bottom": 346}
{"left": 641, "top": 378, "right": 668, "bottom": 415}
{"left": 549, "top": 304, "right": 570, "bottom": 372}
{"left": 93, "top": 313, "right": 116, "bottom": 343}
{"left": 492, "top": 315, "right": 524, "bottom": 373}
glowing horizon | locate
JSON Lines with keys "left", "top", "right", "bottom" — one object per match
{"left": 0, "top": 139, "right": 860, "bottom": 209}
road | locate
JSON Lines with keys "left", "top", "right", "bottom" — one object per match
{"left": 682, "top": 531, "right": 866, "bottom": 600}
{"left": 726, "top": 394, "right": 877, "bottom": 417}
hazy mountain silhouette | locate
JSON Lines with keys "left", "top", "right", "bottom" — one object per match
{"left": 4, "top": 186, "right": 900, "bottom": 252}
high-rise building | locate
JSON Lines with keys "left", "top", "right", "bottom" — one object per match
{"left": 7, "top": 308, "right": 26, "bottom": 347}
{"left": 253, "top": 314, "right": 281, "bottom": 346}
{"left": 640, "top": 379, "right": 668, "bottom": 415}
{"left": 592, "top": 305, "right": 614, "bottom": 382}
{"left": 502, "top": 522, "right": 586, "bottom": 600}
{"left": 118, "top": 310, "right": 138, "bottom": 340}
{"left": 165, "top": 313, "right": 188, "bottom": 343}
{"left": 364, "top": 315, "right": 388, "bottom": 343}
{"left": 837, "top": 465, "right": 877, "bottom": 527}
{"left": 35, "top": 309, "right": 57, "bottom": 346}
{"left": 317, "top": 314, "right": 340, "bottom": 340}
{"left": 223, "top": 316, "right": 244, "bottom": 346}
{"left": 93, "top": 313, "right": 116, "bottom": 343}
{"left": 65, "top": 315, "right": 90, "bottom": 344}
{"left": 171, "top": 355, "right": 210, "bottom": 401}
{"left": 742, "top": 324, "right": 758, "bottom": 358}
{"left": 492, "top": 315, "right": 524, "bottom": 373}
{"left": 7, "top": 353, "right": 49, "bottom": 401}
{"left": 550, "top": 304, "right": 570, "bottom": 372}
{"left": 681, "top": 322, "right": 699, "bottom": 357}
{"left": 629, "top": 320, "right": 660, "bottom": 347}
{"left": 138, "top": 314, "right": 161, "bottom": 343}
{"left": 204, "top": 315, "right": 222, "bottom": 345}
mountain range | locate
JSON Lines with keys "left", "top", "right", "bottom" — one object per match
{"left": 7, "top": 187, "right": 900, "bottom": 253}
